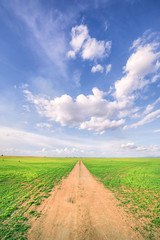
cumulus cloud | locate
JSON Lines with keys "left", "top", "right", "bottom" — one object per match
{"left": 114, "top": 31, "right": 160, "bottom": 100}
{"left": 67, "top": 24, "right": 112, "bottom": 60}
{"left": 114, "top": 45, "right": 158, "bottom": 99}
{"left": 136, "top": 146, "right": 147, "bottom": 151}
{"left": 106, "top": 64, "right": 112, "bottom": 75}
{"left": 91, "top": 64, "right": 103, "bottom": 73}
{"left": 67, "top": 25, "right": 88, "bottom": 58}
{"left": 24, "top": 87, "right": 127, "bottom": 133}
{"left": 70, "top": 25, "right": 89, "bottom": 52}
{"left": 121, "top": 142, "right": 147, "bottom": 151}
{"left": 125, "top": 45, "right": 157, "bottom": 75}
{"left": 82, "top": 39, "right": 111, "bottom": 60}
{"left": 24, "top": 30, "right": 160, "bottom": 134}
{"left": 80, "top": 118, "right": 125, "bottom": 134}
{"left": 121, "top": 142, "right": 137, "bottom": 149}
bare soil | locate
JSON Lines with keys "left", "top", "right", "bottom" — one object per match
{"left": 28, "top": 161, "right": 144, "bottom": 240}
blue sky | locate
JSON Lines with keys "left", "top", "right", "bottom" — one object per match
{"left": 0, "top": 0, "right": 160, "bottom": 157}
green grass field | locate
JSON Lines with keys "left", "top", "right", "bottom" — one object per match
{"left": 1, "top": 157, "right": 160, "bottom": 240}
{"left": 83, "top": 158, "right": 160, "bottom": 239}
{"left": 0, "top": 156, "right": 78, "bottom": 240}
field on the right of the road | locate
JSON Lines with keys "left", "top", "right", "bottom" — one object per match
{"left": 83, "top": 158, "right": 160, "bottom": 239}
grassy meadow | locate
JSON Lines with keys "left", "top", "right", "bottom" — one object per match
{"left": 83, "top": 158, "right": 160, "bottom": 239}
{"left": 0, "top": 156, "right": 78, "bottom": 240}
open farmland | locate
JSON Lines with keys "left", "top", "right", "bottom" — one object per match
{"left": 83, "top": 158, "right": 160, "bottom": 239}
{"left": 0, "top": 156, "right": 77, "bottom": 240}
{"left": 0, "top": 157, "right": 160, "bottom": 240}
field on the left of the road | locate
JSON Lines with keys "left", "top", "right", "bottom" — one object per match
{"left": 0, "top": 156, "right": 78, "bottom": 240}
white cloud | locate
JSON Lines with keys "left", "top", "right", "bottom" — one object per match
{"left": 0, "top": 129, "right": 79, "bottom": 157}
{"left": 0, "top": 126, "right": 126, "bottom": 157}
{"left": 22, "top": 30, "right": 160, "bottom": 133}
{"left": 67, "top": 24, "right": 112, "bottom": 60}
{"left": 55, "top": 147, "right": 84, "bottom": 156}
{"left": 130, "top": 30, "right": 160, "bottom": 50}
{"left": 36, "top": 122, "right": 52, "bottom": 128}
{"left": 80, "top": 117, "right": 125, "bottom": 134}
{"left": 128, "top": 97, "right": 160, "bottom": 120}
{"left": 143, "top": 104, "right": 154, "bottom": 115}
{"left": 0, "top": 126, "right": 91, "bottom": 156}
{"left": 82, "top": 38, "right": 111, "bottom": 60}
{"left": 121, "top": 142, "right": 137, "bottom": 149}
{"left": 106, "top": 64, "right": 112, "bottom": 75}
{"left": 154, "top": 129, "right": 160, "bottom": 133}
{"left": 104, "top": 21, "right": 108, "bottom": 31}
{"left": 124, "top": 45, "right": 158, "bottom": 76}
{"left": 72, "top": 70, "right": 81, "bottom": 87}
{"left": 149, "top": 145, "right": 160, "bottom": 153}
{"left": 136, "top": 146, "right": 147, "bottom": 151}
{"left": 114, "top": 32, "right": 160, "bottom": 100}
{"left": 67, "top": 50, "right": 76, "bottom": 59}
{"left": 125, "top": 109, "right": 160, "bottom": 129}
{"left": 1, "top": 126, "right": 159, "bottom": 157}
{"left": 6, "top": 0, "right": 73, "bottom": 77}
{"left": 69, "top": 25, "right": 89, "bottom": 55}
{"left": 24, "top": 87, "right": 126, "bottom": 133}
{"left": 152, "top": 74, "right": 160, "bottom": 83}
{"left": 91, "top": 64, "right": 103, "bottom": 73}
{"left": 143, "top": 97, "right": 160, "bottom": 115}
{"left": 121, "top": 142, "right": 147, "bottom": 152}
{"left": 0, "top": 126, "right": 53, "bottom": 149}
{"left": 130, "top": 37, "right": 141, "bottom": 50}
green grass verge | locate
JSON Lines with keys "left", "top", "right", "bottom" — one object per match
{"left": 83, "top": 158, "right": 160, "bottom": 239}
{"left": 0, "top": 156, "right": 78, "bottom": 240}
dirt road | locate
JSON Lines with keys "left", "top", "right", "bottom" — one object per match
{"left": 28, "top": 161, "right": 143, "bottom": 240}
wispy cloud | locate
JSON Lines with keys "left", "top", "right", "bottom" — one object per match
{"left": 143, "top": 97, "right": 160, "bottom": 115}
{"left": 0, "top": 126, "right": 125, "bottom": 157}
{"left": 36, "top": 122, "right": 52, "bottom": 129}
{"left": 125, "top": 109, "right": 160, "bottom": 129}
{"left": 154, "top": 129, "right": 160, "bottom": 133}
{"left": 121, "top": 142, "right": 160, "bottom": 156}
{"left": 106, "top": 64, "right": 112, "bottom": 75}
{"left": 3, "top": 0, "right": 76, "bottom": 77}
{"left": 72, "top": 70, "right": 81, "bottom": 87}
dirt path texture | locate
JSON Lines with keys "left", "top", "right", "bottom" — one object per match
{"left": 28, "top": 161, "right": 144, "bottom": 240}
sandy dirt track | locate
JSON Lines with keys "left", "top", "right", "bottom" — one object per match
{"left": 28, "top": 161, "right": 143, "bottom": 240}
